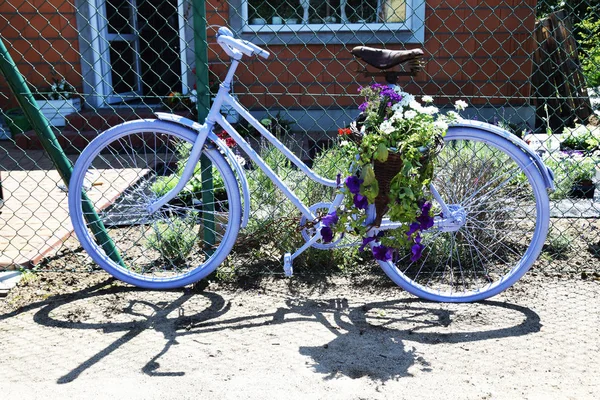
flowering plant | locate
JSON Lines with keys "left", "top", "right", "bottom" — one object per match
{"left": 322, "top": 84, "right": 466, "bottom": 262}
{"left": 165, "top": 90, "right": 197, "bottom": 111}
{"left": 33, "top": 78, "right": 76, "bottom": 100}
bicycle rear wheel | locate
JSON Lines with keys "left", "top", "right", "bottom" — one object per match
{"left": 68, "top": 120, "right": 241, "bottom": 289}
{"left": 376, "top": 127, "right": 550, "bottom": 302}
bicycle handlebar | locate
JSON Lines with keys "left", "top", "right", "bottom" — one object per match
{"left": 216, "top": 27, "right": 270, "bottom": 60}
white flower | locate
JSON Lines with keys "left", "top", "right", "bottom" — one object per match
{"left": 392, "top": 85, "right": 402, "bottom": 94}
{"left": 189, "top": 89, "right": 198, "bottom": 104}
{"left": 340, "top": 140, "right": 350, "bottom": 147}
{"left": 390, "top": 109, "right": 403, "bottom": 122}
{"left": 380, "top": 120, "right": 395, "bottom": 134}
{"left": 454, "top": 100, "right": 468, "bottom": 111}
{"left": 446, "top": 110, "right": 463, "bottom": 121}
{"left": 391, "top": 102, "right": 403, "bottom": 112}
{"left": 409, "top": 100, "right": 426, "bottom": 113}
{"left": 422, "top": 95, "right": 434, "bottom": 103}
{"left": 423, "top": 105, "right": 439, "bottom": 115}
{"left": 234, "top": 154, "right": 246, "bottom": 167}
{"left": 404, "top": 110, "right": 417, "bottom": 119}
{"left": 399, "top": 93, "right": 415, "bottom": 107}
{"left": 434, "top": 120, "right": 448, "bottom": 130}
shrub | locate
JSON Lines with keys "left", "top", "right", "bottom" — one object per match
{"left": 146, "top": 215, "right": 198, "bottom": 262}
{"left": 543, "top": 227, "right": 572, "bottom": 259}
{"left": 560, "top": 125, "right": 600, "bottom": 152}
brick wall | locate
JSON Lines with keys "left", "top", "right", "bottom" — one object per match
{"left": 0, "top": 0, "right": 81, "bottom": 109}
{"left": 1, "top": 0, "right": 537, "bottom": 111}
{"left": 206, "top": 0, "right": 538, "bottom": 110}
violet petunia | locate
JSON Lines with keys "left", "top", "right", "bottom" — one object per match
{"left": 359, "top": 236, "right": 377, "bottom": 252}
{"left": 417, "top": 213, "right": 434, "bottom": 230}
{"left": 414, "top": 232, "right": 422, "bottom": 244}
{"left": 322, "top": 211, "right": 339, "bottom": 227}
{"left": 417, "top": 201, "right": 434, "bottom": 230}
{"left": 410, "top": 243, "right": 424, "bottom": 262}
{"left": 372, "top": 245, "right": 393, "bottom": 261}
{"left": 321, "top": 226, "right": 334, "bottom": 243}
{"left": 345, "top": 176, "right": 363, "bottom": 195}
{"left": 406, "top": 222, "right": 420, "bottom": 237}
{"left": 353, "top": 194, "right": 369, "bottom": 210}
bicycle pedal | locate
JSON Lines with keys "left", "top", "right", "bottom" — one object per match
{"left": 283, "top": 253, "right": 293, "bottom": 277}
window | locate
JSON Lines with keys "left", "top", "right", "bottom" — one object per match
{"left": 229, "top": 0, "right": 425, "bottom": 44}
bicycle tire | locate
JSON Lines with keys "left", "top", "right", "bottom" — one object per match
{"left": 375, "top": 126, "right": 550, "bottom": 302}
{"left": 68, "top": 119, "right": 241, "bottom": 289}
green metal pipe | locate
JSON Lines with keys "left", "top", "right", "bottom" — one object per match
{"left": 193, "top": 1, "right": 216, "bottom": 254}
{"left": 0, "top": 35, "right": 125, "bottom": 268}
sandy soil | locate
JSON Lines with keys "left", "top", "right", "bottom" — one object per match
{"left": 0, "top": 270, "right": 599, "bottom": 400}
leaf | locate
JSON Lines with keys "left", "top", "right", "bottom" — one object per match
{"left": 374, "top": 143, "right": 389, "bottom": 162}
{"left": 361, "top": 164, "right": 376, "bottom": 186}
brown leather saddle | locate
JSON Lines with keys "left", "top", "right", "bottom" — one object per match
{"left": 351, "top": 46, "right": 425, "bottom": 82}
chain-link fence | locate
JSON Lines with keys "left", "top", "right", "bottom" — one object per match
{"left": 0, "top": 0, "right": 599, "bottom": 285}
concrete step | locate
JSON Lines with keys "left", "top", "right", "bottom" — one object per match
{"left": 15, "top": 129, "right": 99, "bottom": 154}
{"left": 14, "top": 109, "right": 196, "bottom": 153}
{"left": 65, "top": 109, "right": 158, "bottom": 132}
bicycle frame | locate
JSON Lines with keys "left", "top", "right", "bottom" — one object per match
{"left": 154, "top": 52, "right": 462, "bottom": 256}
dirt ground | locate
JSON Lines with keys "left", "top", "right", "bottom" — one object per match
{"left": 0, "top": 267, "right": 599, "bottom": 400}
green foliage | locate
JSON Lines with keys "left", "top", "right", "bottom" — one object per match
{"left": 544, "top": 227, "right": 573, "bottom": 259}
{"left": 332, "top": 86, "right": 460, "bottom": 253}
{"left": 150, "top": 142, "right": 226, "bottom": 203}
{"left": 561, "top": 125, "right": 600, "bottom": 152}
{"left": 146, "top": 216, "right": 198, "bottom": 262}
{"left": 544, "top": 154, "right": 598, "bottom": 199}
{"left": 576, "top": 11, "right": 600, "bottom": 87}
{"left": 575, "top": 7, "right": 600, "bottom": 87}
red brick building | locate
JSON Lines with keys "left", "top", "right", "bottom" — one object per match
{"left": 1, "top": 0, "right": 538, "bottom": 131}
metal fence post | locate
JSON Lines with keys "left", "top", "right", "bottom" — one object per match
{"left": 192, "top": 0, "right": 216, "bottom": 253}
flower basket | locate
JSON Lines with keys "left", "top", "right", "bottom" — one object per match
{"left": 325, "top": 85, "right": 466, "bottom": 262}
{"left": 373, "top": 152, "right": 404, "bottom": 226}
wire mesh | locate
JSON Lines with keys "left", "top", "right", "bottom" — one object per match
{"left": 0, "top": 0, "right": 598, "bottom": 287}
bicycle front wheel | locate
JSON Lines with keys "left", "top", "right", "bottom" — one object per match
{"left": 68, "top": 120, "right": 241, "bottom": 289}
{"left": 376, "top": 127, "right": 550, "bottom": 302}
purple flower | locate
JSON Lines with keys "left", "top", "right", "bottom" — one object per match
{"left": 417, "top": 214, "right": 434, "bottom": 230}
{"left": 358, "top": 102, "right": 368, "bottom": 112}
{"left": 414, "top": 232, "right": 422, "bottom": 244}
{"left": 406, "top": 222, "right": 420, "bottom": 237}
{"left": 410, "top": 243, "right": 424, "bottom": 262}
{"left": 420, "top": 201, "right": 432, "bottom": 214}
{"left": 417, "top": 201, "right": 434, "bottom": 230}
{"left": 345, "top": 176, "right": 363, "bottom": 195}
{"left": 372, "top": 245, "right": 393, "bottom": 261}
{"left": 321, "top": 226, "right": 334, "bottom": 243}
{"left": 321, "top": 211, "right": 338, "bottom": 227}
{"left": 359, "top": 236, "right": 376, "bottom": 252}
{"left": 353, "top": 194, "right": 369, "bottom": 210}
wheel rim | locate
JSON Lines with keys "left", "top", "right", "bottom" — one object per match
{"left": 380, "top": 133, "right": 548, "bottom": 301}
{"left": 70, "top": 124, "right": 239, "bottom": 286}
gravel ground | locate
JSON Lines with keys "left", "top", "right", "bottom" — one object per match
{"left": 1, "top": 269, "right": 599, "bottom": 400}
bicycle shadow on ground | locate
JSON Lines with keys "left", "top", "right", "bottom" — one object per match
{"left": 22, "top": 281, "right": 230, "bottom": 383}
{"left": 3, "top": 279, "right": 540, "bottom": 385}
{"left": 296, "top": 298, "right": 541, "bottom": 381}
